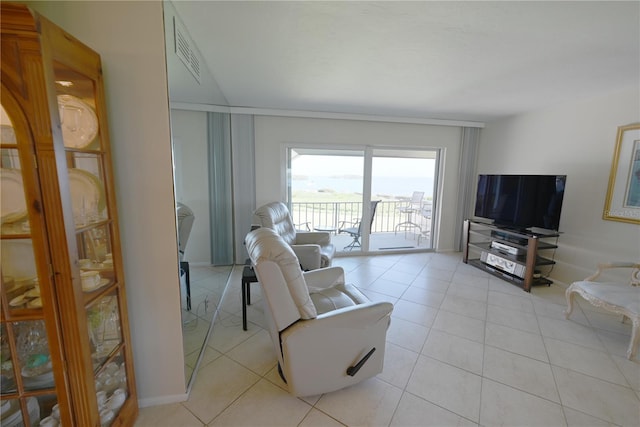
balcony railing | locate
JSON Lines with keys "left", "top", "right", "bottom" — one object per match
{"left": 290, "top": 201, "right": 431, "bottom": 234}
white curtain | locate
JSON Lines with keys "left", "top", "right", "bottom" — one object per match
{"left": 455, "top": 127, "right": 480, "bottom": 251}
{"left": 230, "top": 114, "right": 256, "bottom": 263}
{"left": 207, "top": 112, "right": 234, "bottom": 265}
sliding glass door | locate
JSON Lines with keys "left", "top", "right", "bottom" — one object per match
{"left": 287, "top": 148, "right": 366, "bottom": 252}
{"left": 370, "top": 149, "right": 437, "bottom": 251}
{"left": 287, "top": 146, "right": 439, "bottom": 254}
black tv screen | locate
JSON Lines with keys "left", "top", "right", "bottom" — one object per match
{"left": 474, "top": 174, "right": 566, "bottom": 231}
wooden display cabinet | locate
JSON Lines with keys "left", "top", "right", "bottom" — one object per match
{"left": 1, "top": 3, "right": 137, "bottom": 426}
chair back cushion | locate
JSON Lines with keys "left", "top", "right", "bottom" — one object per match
{"left": 245, "top": 228, "right": 317, "bottom": 319}
{"left": 176, "top": 203, "right": 195, "bottom": 260}
{"left": 254, "top": 202, "right": 297, "bottom": 245}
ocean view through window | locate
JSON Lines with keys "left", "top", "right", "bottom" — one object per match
{"left": 287, "top": 147, "right": 438, "bottom": 253}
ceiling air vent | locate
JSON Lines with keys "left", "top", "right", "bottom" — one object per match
{"left": 173, "top": 16, "right": 201, "bottom": 84}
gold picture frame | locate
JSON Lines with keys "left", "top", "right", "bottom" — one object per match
{"left": 603, "top": 123, "right": 640, "bottom": 224}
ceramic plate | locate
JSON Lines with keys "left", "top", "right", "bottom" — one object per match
{"left": 27, "top": 297, "right": 42, "bottom": 308}
{"left": 82, "top": 278, "right": 109, "bottom": 292}
{"left": 24, "top": 287, "right": 40, "bottom": 297}
{"left": 58, "top": 94, "right": 98, "bottom": 148}
{"left": 81, "top": 263, "right": 114, "bottom": 273}
{"left": 0, "top": 169, "right": 28, "bottom": 224}
{"left": 0, "top": 400, "right": 12, "bottom": 417}
{"left": 68, "top": 168, "right": 106, "bottom": 221}
{"left": 0, "top": 397, "right": 39, "bottom": 426}
{"left": 9, "top": 294, "right": 26, "bottom": 307}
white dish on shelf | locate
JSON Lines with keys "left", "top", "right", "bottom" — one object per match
{"left": 1, "top": 169, "right": 28, "bottom": 224}
{"left": 82, "top": 278, "right": 109, "bottom": 292}
{"left": 0, "top": 401, "right": 20, "bottom": 426}
{"left": 22, "top": 368, "right": 54, "bottom": 383}
{"left": 0, "top": 399, "right": 11, "bottom": 416}
{"left": 22, "top": 368, "right": 54, "bottom": 390}
{"left": 80, "top": 263, "right": 114, "bottom": 273}
{"left": 27, "top": 297, "right": 42, "bottom": 308}
{"left": 9, "top": 294, "right": 26, "bottom": 307}
{"left": 107, "top": 388, "right": 126, "bottom": 412}
{"left": 57, "top": 94, "right": 98, "bottom": 148}
{"left": 1, "top": 397, "right": 38, "bottom": 427}
{"left": 24, "top": 286, "right": 41, "bottom": 297}
{"left": 68, "top": 168, "right": 105, "bottom": 222}
{"left": 39, "top": 416, "right": 59, "bottom": 427}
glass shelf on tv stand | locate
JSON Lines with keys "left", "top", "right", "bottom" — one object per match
{"left": 463, "top": 220, "right": 560, "bottom": 292}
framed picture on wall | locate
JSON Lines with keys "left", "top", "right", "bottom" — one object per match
{"left": 603, "top": 123, "right": 640, "bottom": 224}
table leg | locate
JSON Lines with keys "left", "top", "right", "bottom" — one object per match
{"left": 242, "top": 278, "right": 248, "bottom": 331}
{"left": 180, "top": 261, "right": 191, "bottom": 311}
{"left": 242, "top": 261, "right": 257, "bottom": 331}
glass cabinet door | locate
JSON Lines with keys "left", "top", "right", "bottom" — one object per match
{"left": 1, "top": 104, "right": 63, "bottom": 426}
{"left": 1, "top": 4, "right": 136, "bottom": 425}
{"left": 54, "top": 61, "right": 132, "bottom": 426}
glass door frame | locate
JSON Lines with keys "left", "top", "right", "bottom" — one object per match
{"left": 285, "top": 144, "right": 441, "bottom": 255}
{"left": 368, "top": 146, "right": 440, "bottom": 253}
{"left": 285, "top": 145, "right": 366, "bottom": 252}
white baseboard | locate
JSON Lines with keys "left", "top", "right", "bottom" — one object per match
{"left": 138, "top": 392, "right": 189, "bottom": 408}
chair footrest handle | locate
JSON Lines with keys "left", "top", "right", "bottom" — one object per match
{"left": 346, "top": 347, "right": 376, "bottom": 377}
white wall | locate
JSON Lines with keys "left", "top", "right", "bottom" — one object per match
{"left": 479, "top": 88, "right": 640, "bottom": 285}
{"left": 25, "top": 0, "right": 187, "bottom": 406}
{"left": 171, "top": 110, "right": 211, "bottom": 264}
{"left": 254, "top": 116, "right": 463, "bottom": 251}
{"left": 163, "top": 1, "right": 228, "bottom": 105}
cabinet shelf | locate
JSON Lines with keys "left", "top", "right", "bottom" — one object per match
{"left": 463, "top": 220, "right": 559, "bottom": 292}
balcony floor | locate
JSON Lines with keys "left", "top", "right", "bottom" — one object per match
{"left": 330, "top": 229, "right": 432, "bottom": 253}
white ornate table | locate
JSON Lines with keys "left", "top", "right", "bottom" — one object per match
{"left": 565, "top": 262, "right": 640, "bottom": 360}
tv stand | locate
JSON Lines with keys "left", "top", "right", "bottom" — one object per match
{"left": 463, "top": 220, "right": 559, "bottom": 292}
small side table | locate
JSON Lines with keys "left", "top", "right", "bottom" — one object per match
{"left": 242, "top": 260, "right": 259, "bottom": 331}
{"left": 180, "top": 261, "right": 191, "bottom": 311}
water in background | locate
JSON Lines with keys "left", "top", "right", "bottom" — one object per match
{"left": 293, "top": 175, "right": 434, "bottom": 198}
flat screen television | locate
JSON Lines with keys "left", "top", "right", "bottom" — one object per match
{"left": 474, "top": 174, "right": 566, "bottom": 231}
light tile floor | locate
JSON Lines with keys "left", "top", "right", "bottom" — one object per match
{"left": 136, "top": 252, "right": 640, "bottom": 426}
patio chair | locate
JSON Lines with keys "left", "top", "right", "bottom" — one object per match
{"left": 338, "top": 201, "right": 380, "bottom": 251}
{"left": 394, "top": 191, "right": 424, "bottom": 234}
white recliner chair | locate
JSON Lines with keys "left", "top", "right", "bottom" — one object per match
{"left": 177, "top": 202, "right": 195, "bottom": 310}
{"left": 245, "top": 227, "right": 393, "bottom": 397}
{"left": 254, "top": 201, "right": 335, "bottom": 270}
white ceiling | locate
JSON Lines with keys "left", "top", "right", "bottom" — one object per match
{"left": 171, "top": 1, "right": 639, "bottom": 123}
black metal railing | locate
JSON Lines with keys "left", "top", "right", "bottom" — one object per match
{"left": 290, "top": 201, "right": 431, "bottom": 233}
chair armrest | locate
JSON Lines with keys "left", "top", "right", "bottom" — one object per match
{"left": 284, "top": 301, "right": 393, "bottom": 336}
{"left": 290, "top": 244, "right": 321, "bottom": 271}
{"left": 296, "top": 231, "right": 331, "bottom": 246}
{"left": 303, "top": 266, "right": 345, "bottom": 289}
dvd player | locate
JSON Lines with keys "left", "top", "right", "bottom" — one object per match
{"left": 481, "top": 251, "right": 527, "bottom": 278}
{"left": 490, "top": 241, "right": 525, "bottom": 255}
